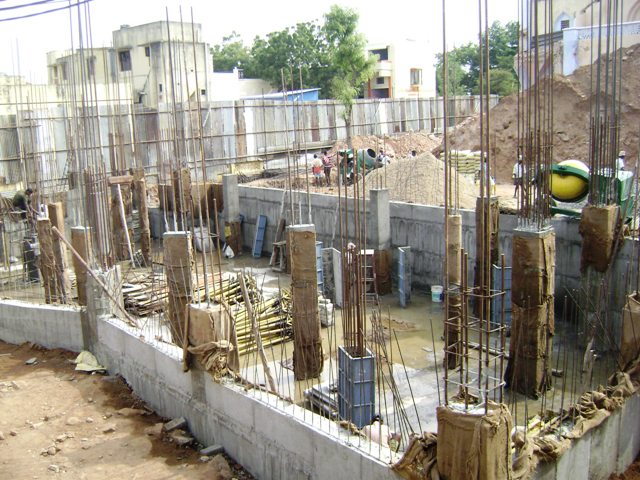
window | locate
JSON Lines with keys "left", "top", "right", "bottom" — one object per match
{"left": 144, "top": 46, "right": 150, "bottom": 57}
{"left": 376, "top": 77, "right": 385, "bottom": 85}
{"left": 201, "top": 89, "right": 206, "bottom": 96}
{"left": 370, "top": 48, "right": 389, "bottom": 61}
{"left": 118, "top": 50, "right": 131, "bottom": 72}
{"left": 410, "top": 68, "right": 422, "bottom": 86}
{"left": 87, "top": 56, "right": 95, "bottom": 77}
{"left": 158, "top": 83, "right": 163, "bottom": 93}
{"left": 60, "top": 62, "right": 68, "bottom": 81}
{"left": 560, "top": 19, "right": 570, "bottom": 30}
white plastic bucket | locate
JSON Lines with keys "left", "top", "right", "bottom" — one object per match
{"left": 431, "top": 285, "right": 443, "bottom": 302}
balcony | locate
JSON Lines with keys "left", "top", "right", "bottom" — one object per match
{"left": 375, "top": 60, "right": 392, "bottom": 78}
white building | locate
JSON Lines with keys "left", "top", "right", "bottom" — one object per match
{"left": 366, "top": 38, "right": 436, "bottom": 99}
{"left": 520, "top": 0, "right": 640, "bottom": 87}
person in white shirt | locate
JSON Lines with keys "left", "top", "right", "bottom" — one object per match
{"left": 512, "top": 155, "right": 525, "bottom": 197}
{"left": 617, "top": 150, "right": 626, "bottom": 171}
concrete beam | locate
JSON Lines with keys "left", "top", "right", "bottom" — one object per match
{"left": 369, "top": 189, "right": 390, "bottom": 250}
{"left": 223, "top": 174, "right": 240, "bottom": 222}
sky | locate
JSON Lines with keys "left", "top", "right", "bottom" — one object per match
{"left": 0, "top": 0, "right": 518, "bottom": 82}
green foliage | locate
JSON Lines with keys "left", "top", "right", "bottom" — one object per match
{"left": 323, "top": 5, "right": 376, "bottom": 121}
{"left": 210, "top": 32, "right": 254, "bottom": 74}
{"left": 209, "top": 5, "right": 375, "bottom": 102}
{"left": 435, "top": 21, "right": 520, "bottom": 97}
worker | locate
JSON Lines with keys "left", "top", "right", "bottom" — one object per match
{"left": 321, "top": 150, "right": 334, "bottom": 187}
{"left": 12, "top": 187, "right": 34, "bottom": 220}
{"left": 512, "top": 155, "right": 525, "bottom": 198}
{"left": 617, "top": 150, "right": 626, "bottom": 171}
{"left": 311, "top": 154, "right": 324, "bottom": 187}
{"left": 377, "top": 149, "right": 390, "bottom": 165}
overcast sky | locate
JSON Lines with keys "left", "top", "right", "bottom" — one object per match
{"left": 0, "top": 0, "right": 518, "bottom": 82}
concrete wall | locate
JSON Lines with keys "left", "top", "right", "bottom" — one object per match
{"left": 0, "top": 300, "right": 396, "bottom": 480}
{"left": 0, "top": 300, "right": 82, "bottom": 351}
{"left": 1, "top": 289, "right": 640, "bottom": 479}
{"left": 238, "top": 185, "right": 636, "bottom": 299}
{"left": 534, "top": 393, "right": 640, "bottom": 479}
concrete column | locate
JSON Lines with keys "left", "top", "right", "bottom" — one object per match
{"left": 37, "top": 217, "right": 58, "bottom": 304}
{"left": 369, "top": 189, "right": 390, "bottom": 250}
{"left": 289, "top": 224, "right": 323, "bottom": 380}
{"left": 71, "top": 226, "right": 91, "bottom": 306}
{"left": 222, "top": 174, "right": 240, "bottom": 222}
{"left": 48, "top": 202, "right": 71, "bottom": 303}
{"left": 164, "top": 231, "right": 193, "bottom": 345}
{"left": 506, "top": 227, "right": 555, "bottom": 397}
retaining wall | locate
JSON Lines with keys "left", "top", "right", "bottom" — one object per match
{"left": 238, "top": 185, "right": 636, "bottom": 300}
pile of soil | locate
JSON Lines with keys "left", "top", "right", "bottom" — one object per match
{"left": 364, "top": 153, "right": 479, "bottom": 209}
{"left": 331, "top": 131, "right": 442, "bottom": 159}
{"left": 442, "top": 44, "right": 640, "bottom": 182}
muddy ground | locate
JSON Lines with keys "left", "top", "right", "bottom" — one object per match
{"left": 0, "top": 341, "right": 253, "bottom": 480}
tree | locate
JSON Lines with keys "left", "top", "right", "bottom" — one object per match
{"left": 323, "top": 5, "right": 376, "bottom": 148}
{"left": 250, "top": 22, "right": 329, "bottom": 93}
{"left": 209, "top": 4, "right": 375, "bottom": 104}
{"left": 435, "top": 21, "right": 520, "bottom": 97}
{"left": 210, "top": 32, "right": 254, "bottom": 74}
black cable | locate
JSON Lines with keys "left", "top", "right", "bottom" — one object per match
{"left": 0, "top": 0, "right": 92, "bottom": 22}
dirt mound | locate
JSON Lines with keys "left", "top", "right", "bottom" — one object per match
{"left": 364, "top": 153, "right": 479, "bottom": 209}
{"left": 444, "top": 44, "right": 640, "bottom": 182}
{"left": 331, "top": 131, "right": 442, "bottom": 159}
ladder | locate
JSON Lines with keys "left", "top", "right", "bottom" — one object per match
{"left": 359, "top": 249, "right": 378, "bottom": 306}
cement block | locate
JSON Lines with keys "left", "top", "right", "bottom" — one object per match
{"left": 163, "top": 417, "right": 188, "bottom": 433}
{"left": 617, "top": 393, "right": 640, "bottom": 473}
{"left": 589, "top": 409, "right": 621, "bottom": 479}
{"left": 533, "top": 459, "right": 556, "bottom": 480}
{"left": 200, "top": 444, "right": 224, "bottom": 456}
{"left": 556, "top": 432, "right": 591, "bottom": 480}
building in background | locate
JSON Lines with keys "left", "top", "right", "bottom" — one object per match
{"left": 111, "top": 21, "right": 212, "bottom": 108}
{"left": 519, "top": 0, "right": 640, "bottom": 87}
{"left": 365, "top": 38, "right": 436, "bottom": 99}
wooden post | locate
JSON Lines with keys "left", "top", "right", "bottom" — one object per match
{"left": 110, "top": 183, "right": 132, "bottom": 261}
{"left": 71, "top": 227, "right": 91, "bottom": 306}
{"left": 37, "top": 218, "right": 58, "bottom": 304}
{"left": 48, "top": 202, "right": 71, "bottom": 303}
{"left": 289, "top": 224, "right": 323, "bottom": 380}
{"left": 134, "top": 178, "right": 151, "bottom": 265}
{"left": 164, "top": 232, "right": 193, "bottom": 345}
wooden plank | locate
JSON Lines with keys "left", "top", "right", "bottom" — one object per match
{"left": 107, "top": 175, "right": 133, "bottom": 186}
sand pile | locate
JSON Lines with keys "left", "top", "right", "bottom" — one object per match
{"left": 363, "top": 152, "right": 479, "bottom": 209}
{"left": 442, "top": 44, "right": 640, "bottom": 182}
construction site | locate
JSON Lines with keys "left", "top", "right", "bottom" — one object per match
{"left": 2, "top": 0, "right": 640, "bottom": 479}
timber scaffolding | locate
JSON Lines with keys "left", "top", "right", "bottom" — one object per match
{"left": 1, "top": 2, "right": 640, "bottom": 480}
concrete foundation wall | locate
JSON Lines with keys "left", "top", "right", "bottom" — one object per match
{"left": 2, "top": 293, "right": 640, "bottom": 479}
{"left": 238, "top": 186, "right": 636, "bottom": 299}
{"left": 0, "top": 301, "right": 395, "bottom": 480}
{"left": 0, "top": 300, "right": 82, "bottom": 351}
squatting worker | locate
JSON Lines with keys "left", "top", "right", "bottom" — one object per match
{"left": 512, "top": 155, "right": 524, "bottom": 198}
{"left": 617, "top": 150, "right": 626, "bottom": 171}
{"left": 12, "top": 187, "right": 34, "bottom": 220}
